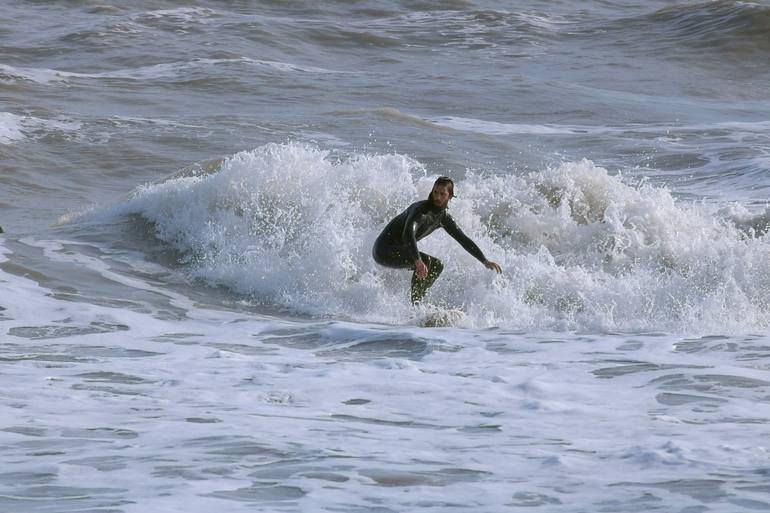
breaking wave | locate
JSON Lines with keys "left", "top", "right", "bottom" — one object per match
{"left": 77, "top": 142, "right": 770, "bottom": 333}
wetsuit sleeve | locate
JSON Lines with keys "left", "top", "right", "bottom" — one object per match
{"left": 401, "top": 204, "right": 422, "bottom": 262}
{"left": 442, "top": 213, "right": 487, "bottom": 263}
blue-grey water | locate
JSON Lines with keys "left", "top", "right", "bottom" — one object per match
{"left": 3, "top": 2, "right": 770, "bottom": 512}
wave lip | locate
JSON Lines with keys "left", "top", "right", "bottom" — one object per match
{"left": 648, "top": 1, "right": 770, "bottom": 47}
{"left": 0, "top": 112, "right": 26, "bottom": 144}
{"left": 0, "top": 56, "right": 344, "bottom": 86}
{"left": 591, "top": 0, "right": 770, "bottom": 57}
{"left": 135, "top": 6, "right": 219, "bottom": 23}
{"left": 0, "top": 111, "right": 81, "bottom": 145}
{"left": 0, "top": 64, "right": 68, "bottom": 84}
{"left": 432, "top": 116, "right": 589, "bottom": 135}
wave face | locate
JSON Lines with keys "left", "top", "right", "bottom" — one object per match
{"left": 82, "top": 142, "right": 770, "bottom": 333}
{"left": 649, "top": 1, "right": 770, "bottom": 47}
{"left": 593, "top": 0, "right": 770, "bottom": 58}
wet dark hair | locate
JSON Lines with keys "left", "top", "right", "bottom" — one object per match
{"left": 427, "top": 176, "right": 454, "bottom": 202}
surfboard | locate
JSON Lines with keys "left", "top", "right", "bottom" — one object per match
{"left": 417, "top": 306, "right": 465, "bottom": 328}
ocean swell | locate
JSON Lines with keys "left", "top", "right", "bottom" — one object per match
{"left": 604, "top": 0, "right": 770, "bottom": 57}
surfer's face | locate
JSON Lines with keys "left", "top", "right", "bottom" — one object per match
{"left": 430, "top": 184, "right": 451, "bottom": 209}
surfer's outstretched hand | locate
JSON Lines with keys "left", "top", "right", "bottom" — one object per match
{"left": 484, "top": 260, "right": 502, "bottom": 273}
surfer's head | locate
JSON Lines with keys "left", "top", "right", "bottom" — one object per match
{"left": 428, "top": 176, "right": 454, "bottom": 209}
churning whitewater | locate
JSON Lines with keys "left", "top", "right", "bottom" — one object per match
{"left": 78, "top": 142, "right": 770, "bottom": 333}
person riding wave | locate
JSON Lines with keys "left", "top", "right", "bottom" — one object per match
{"left": 372, "top": 176, "right": 501, "bottom": 304}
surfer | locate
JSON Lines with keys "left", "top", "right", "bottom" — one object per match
{"left": 372, "top": 176, "right": 502, "bottom": 304}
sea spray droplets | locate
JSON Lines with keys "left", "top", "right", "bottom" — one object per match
{"left": 93, "top": 142, "right": 770, "bottom": 332}
{"left": 110, "top": 142, "right": 423, "bottom": 319}
{"left": 476, "top": 160, "right": 770, "bottom": 332}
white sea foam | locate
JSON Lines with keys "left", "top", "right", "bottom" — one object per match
{"left": 136, "top": 7, "right": 219, "bottom": 24}
{"left": 0, "top": 64, "right": 68, "bottom": 84}
{"left": 0, "top": 112, "right": 26, "bottom": 144}
{"left": 77, "top": 142, "right": 770, "bottom": 333}
{"left": 2, "top": 251, "right": 768, "bottom": 511}
{"left": 0, "top": 57, "right": 342, "bottom": 86}
{"left": 433, "top": 115, "right": 586, "bottom": 135}
{"left": 431, "top": 115, "right": 770, "bottom": 139}
{"left": 109, "top": 115, "right": 206, "bottom": 130}
{"left": 0, "top": 62, "right": 180, "bottom": 83}
{"left": 0, "top": 111, "right": 81, "bottom": 144}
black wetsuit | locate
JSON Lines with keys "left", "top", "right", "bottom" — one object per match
{"left": 372, "top": 200, "right": 487, "bottom": 304}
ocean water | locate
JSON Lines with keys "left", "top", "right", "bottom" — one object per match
{"left": 3, "top": 1, "right": 770, "bottom": 511}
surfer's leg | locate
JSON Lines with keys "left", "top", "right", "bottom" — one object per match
{"left": 372, "top": 242, "right": 412, "bottom": 269}
{"left": 410, "top": 252, "right": 443, "bottom": 304}
{"left": 373, "top": 243, "right": 443, "bottom": 304}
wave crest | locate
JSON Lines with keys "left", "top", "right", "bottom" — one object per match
{"left": 607, "top": 1, "right": 770, "bottom": 56}
{"left": 83, "top": 142, "right": 770, "bottom": 332}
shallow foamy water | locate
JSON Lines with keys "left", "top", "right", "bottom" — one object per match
{"left": 3, "top": 234, "right": 770, "bottom": 511}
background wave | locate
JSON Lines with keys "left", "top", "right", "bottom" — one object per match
{"left": 592, "top": 0, "right": 770, "bottom": 58}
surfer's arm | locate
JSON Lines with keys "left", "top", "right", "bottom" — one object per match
{"left": 442, "top": 214, "right": 487, "bottom": 263}
{"left": 443, "top": 214, "right": 501, "bottom": 273}
{"left": 401, "top": 204, "right": 423, "bottom": 264}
